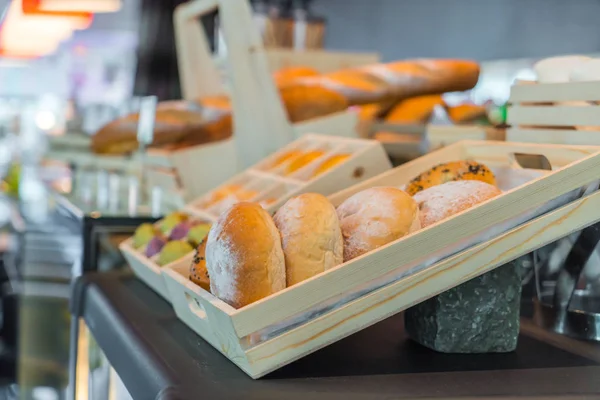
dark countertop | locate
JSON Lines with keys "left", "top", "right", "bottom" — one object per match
{"left": 71, "top": 271, "right": 600, "bottom": 400}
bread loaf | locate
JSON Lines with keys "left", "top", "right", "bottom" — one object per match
{"left": 280, "top": 59, "right": 479, "bottom": 120}
{"left": 413, "top": 180, "right": 502, "bottom": 227}
{"left": 273, "top": 66, "right": 320, "bottom": 86}
{"left": 91, "top": 97, "right": 232, "bottom": 155}
{"left": 273, "top": 193, "right": 343, "bottom": 286}
{"left": 405, "top": 160, "right": 497, "bottom": 195}
{"left": 336, "top": 187, "right": 420, "bottom": 262}
{"left": 205, "top": 202, "right": 286, "bottom": 308}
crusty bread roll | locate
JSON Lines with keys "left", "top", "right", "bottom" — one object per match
{"left": 405, "top": 160, "right": 497, "bottom": 195}
{"left": 190, "top": 239, "right": 210, "bottom": 291}
{"left": 205, "top": 202, "right": 285, "bottom": 308}
{"left": 384, "top": 95, "right": 444, "bottom": 124}
{"left": 336, "top": 187, "right": 420, "bottom": 262}
{"left": 273, "top": 193, "right": 343, "bottom": 286}
{"left": 413, "top": 180, "right": 502, "bottom": 227}
{"left": 446, "top": 104, "right": 487, "bottom": 124}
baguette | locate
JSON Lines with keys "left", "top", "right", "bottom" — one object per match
{"left": 91, "top": 97, "right": 232, "bottom": 155}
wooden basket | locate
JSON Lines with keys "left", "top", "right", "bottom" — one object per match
{"left": 122, "top": 134, "right": 391, "bottom": 302}
{"left": 162, "top": 140, "right": 600, "bottom": 379}
{"left": 507, "top": 80, "right": 600, "bottom": 145}
{"left": 174, "top": 0, "right": 379, "bottom": 169}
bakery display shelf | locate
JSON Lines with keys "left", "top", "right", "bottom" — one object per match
{"left": 163, "top": 140, "right": 600, "bottom": 379}
{"left": 69, "top": 270, "right": 600, "bottom": 400}
{"left": 174, "top": 0, "right": 376, "bottom": 169}
{"left": 507, "top": 80, "right": 600, "bottom": 145}
{"left": 120, "top": 134, "right": 390, "bottom": 303}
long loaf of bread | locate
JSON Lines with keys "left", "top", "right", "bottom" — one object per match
{"left": 92, "top": 59, "right": 479, "bottom": 154}
{"left": 91, "top": 97, "right": 233, "bottom": 154}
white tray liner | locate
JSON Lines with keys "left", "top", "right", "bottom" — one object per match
{"left": 247, "top": 167, "right": 600, "bottom": 345}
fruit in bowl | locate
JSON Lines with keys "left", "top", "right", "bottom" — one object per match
{"left": 157, "top": 240, "right": 194, "bottom": 266}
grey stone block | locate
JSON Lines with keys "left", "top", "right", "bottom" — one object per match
{"left": 405, "top": 261, "right": 522, "bottom": 353}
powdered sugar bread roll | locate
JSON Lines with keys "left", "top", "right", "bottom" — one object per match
{"left": 205, "top": 202, "right": 285, "bottom": 308}
{"left": 413, "top": 180, "right": 502, "bottom": 228}
{"left": 336, "top": 187, "right": 420, "bottom": 262}
{"left": 273, "top": 193, "right": 343, "bottom": 286}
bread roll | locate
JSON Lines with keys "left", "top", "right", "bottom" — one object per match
{"left": 406, "top": 160, "right": 497, "bottom": 195}
{"left": 274, "top": 193, "right": 343, "bottom": 286}
{"left": 190, "top": 239, "right": 210, "bottom": 291}
{"left": 285, "top": 150, "right": 325, "bottom": 175}
{"left": 447, "top": 104, "right": 487, "bottom": 124}
{"left": 413, "top": 180, "right": 502, "bottom": 227}
{"left": 336, "top": 187, "right": 420, "bottom": 262}
{"left": 205, "top": 202, "right": 285, "bottom": 308}
{"left": 311, "top": 154, "right": 350, "bottom": 178}
{"left": 384, "top": 95, "right": 444, "bottom": 124}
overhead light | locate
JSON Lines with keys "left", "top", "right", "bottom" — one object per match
{"left": 0, "top": 0, "right": 80, "bottom": 58}
{"left": 33, "top": 0, "right": 121, "bottom": 13}
{"left": 21, "top": 0, "right": 94, "bottom": 29}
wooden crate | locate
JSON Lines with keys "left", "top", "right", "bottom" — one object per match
{"left": 162, "top": 140, "right": 600, "bottom": 379}
{"left": 507, "top": 80, "right": 600, "bottom": 145}
{"left": 121, "top": 134, "right": 391, "bottom": 302}
{"left": 184, "top": 134, "right": 391, "bottom": 219}
{"left": 369, "top": 121, "right": 505, "bottom": 159}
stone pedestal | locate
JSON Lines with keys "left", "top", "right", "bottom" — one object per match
{"left": 405, "top": 261, "right": 522, "bottom": 353}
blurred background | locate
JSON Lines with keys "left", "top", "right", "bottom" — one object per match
{"left": 0, "top": 0, "right": 599, "bottom": 399}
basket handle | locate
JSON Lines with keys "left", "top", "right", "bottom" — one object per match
{"left": 510, "top": 152, "right": 553, "bottom": 171}
{"left": 185, "top": 292, "right": 209, "bottom": 320}
{"left": 173, "top": 0, "right": 295, "bottom": 168}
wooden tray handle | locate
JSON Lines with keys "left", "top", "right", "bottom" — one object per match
{"left": 184, "top": 292, "right": 209, "bottom": 321}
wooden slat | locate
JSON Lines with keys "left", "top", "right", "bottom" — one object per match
{"left": 508, "top": 105, "right": 600, "bottom": 127}
{"left": 264, "top": 49, "right": 379, "bottom": 74}
{"left": 244, "top": 190, "right": 600, "bottom": 377}
{"left": 507, "top": 128, "right": 600, "bottom": 146}
{"left": 510, "top": 81, "right": 600, "bottom": 102}
{"left": 230, "top": 141, "right": 600, "bottom": 337}
{"left": 463, "top": 140, "right": 599, "bottom": 168}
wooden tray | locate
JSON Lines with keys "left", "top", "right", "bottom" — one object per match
{"left": 162, "top": 140, "right": 600, "bottom": 379}
{"left": 370, "top": 122, "right": 505, "bottom": 159}
{"left": 184, "top": 134, "right": 391, "bottom": 219}
{"left": 507, "top": 80, "right": 600, "bottom": 145}
{"left": 122, "top": 134, "right": 391, "bottom": 302}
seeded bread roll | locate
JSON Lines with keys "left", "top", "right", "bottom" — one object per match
{"left": 336, "top": 187, "right": 420, "bottom": 262}
{"left": 205, "top": 202, "right": 286, "bottom": 309}
{"left": 413, "top": 180, "right": 502, "bottom": 227}
{"left": 273, "top": 193, "right": 343, "bottom": 286}
{"left": 189, "top": 239, "right": 210, "bottom": 291}
{"left": 405, "top": 160, "right": 497, "bottom": 195}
